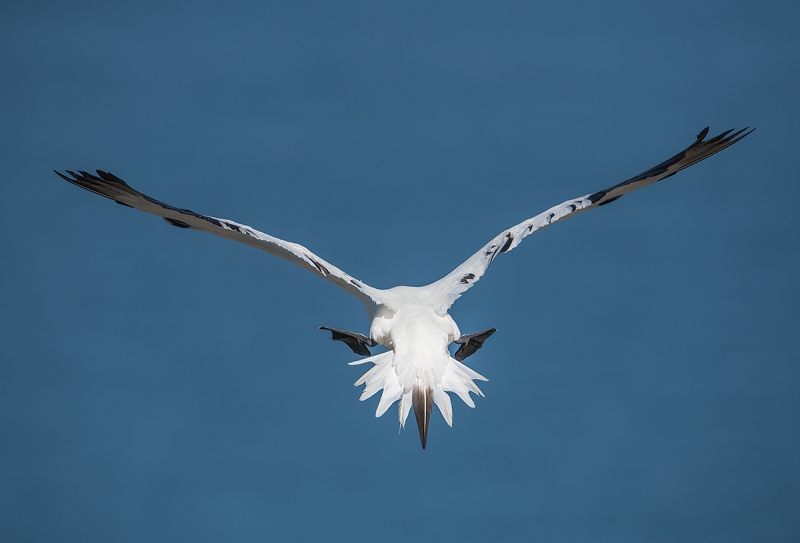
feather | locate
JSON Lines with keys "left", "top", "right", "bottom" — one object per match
{"left": 376, "top": 378, "right": 403, "bottom": 417}
{"left": 56, "top": 127, "right": 753, "bottom": 450}
{"left": 399, "top": 389, "right": 414, "bottom": 427}
{"left": 348, "top": 351, "right": 391, "bottom": 366}
{"left": 358, "top": 361, "right": 394, "bottom": 401}
{"left": 434, "top": 384, "right": 453, "bottom": 427}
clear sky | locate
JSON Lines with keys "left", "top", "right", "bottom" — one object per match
{"left": 1, "top": 1, "right": 798, "bottom": 541}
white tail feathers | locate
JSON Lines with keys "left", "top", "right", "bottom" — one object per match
{"left": 433, "top": 384, "right": 453, "bottom": 426}
{"left": 351, "top": 352, "right": 487, "bottom": 428}
{"left": 398, "top": 389, "right": 413, "bottom": 428}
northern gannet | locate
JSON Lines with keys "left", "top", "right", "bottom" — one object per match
{"left": 56, "top": 126, "right": 752, "bottom": 448}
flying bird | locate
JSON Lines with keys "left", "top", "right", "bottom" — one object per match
{"left": 56, "top": 126, "right": 752, "bottom": 449}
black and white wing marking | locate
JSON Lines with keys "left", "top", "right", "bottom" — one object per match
{"left": 426, "top": 127, "right": 753, "bottom": 312}
{"left": 55, "top": 170, "right": 387, "bottom": 310}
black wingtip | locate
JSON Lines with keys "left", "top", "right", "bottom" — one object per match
{"left": 78, "top": 170, "right": 102, "bottom": 181}
{"left": 96, "top": 170, "right": 131, "bottom": 186}
{"left": 53, "top": 170, "right": 71, "bottom": 181}
{"left": 163, "top": 217, "right": 191, "bottom": 228}
{"left": 696, "top": 126, "right": 755, "bottom": 146}
{"left": 714, "top": 128, "right": 735, "bottom": 141}
{"left": 729, "top": 126, "right": 755, "bottom": 143}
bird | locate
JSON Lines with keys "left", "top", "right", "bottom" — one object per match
{"left": 55, "top": 126, "right": 752, "bottom": 449}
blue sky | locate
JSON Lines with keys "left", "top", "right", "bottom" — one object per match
{"left": 1, "top": 1, "right": 798, "bottom": 541}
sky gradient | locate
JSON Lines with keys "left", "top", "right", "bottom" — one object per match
{"left": 1, "top": 1, "right": 798, "bottom": 542}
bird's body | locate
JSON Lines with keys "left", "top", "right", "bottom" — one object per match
{"left": 56, "top": 126, "right": 752, "bottom": 448}
{"left": 360, "top": 288, "right": 483, "bottom": 448}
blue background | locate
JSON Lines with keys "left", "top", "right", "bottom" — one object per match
{"left": 1, "top": 1, "right": 798, "bottom": 541}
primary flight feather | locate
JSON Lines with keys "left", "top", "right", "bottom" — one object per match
{"left": 56, "top": 126, "right": 752, "bottom": 449}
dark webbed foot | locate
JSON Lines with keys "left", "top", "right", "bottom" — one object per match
{"left": 319, "top": 326, "right": 377, "bottom": 356}
{"left": 454, "top": 328, "right": 497, "bottom": 361}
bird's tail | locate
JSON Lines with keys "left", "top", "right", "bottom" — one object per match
{"left": 350, "top": 352, "right": 487, "bottom": 448}
{"left": 349, "top": 351, "right": 400, "bottom": 417}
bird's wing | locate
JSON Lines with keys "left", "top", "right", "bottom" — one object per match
{"left": 425, "top": 127, "right": 753, "bottom": 312}
{"left": 55, "top": 170, "right": 388, "bottom": 311}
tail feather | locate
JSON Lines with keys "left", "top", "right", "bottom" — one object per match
{"left": 358, "top": 361, "right": 394, "bottom": 400}
{"left": 352, "top": 352, "right": 393, "bottom": 385}
{"left": 447, "top": 357, "right": 487, "bottom": 397}
{"left": 399, "top": 389, "right": 413, "bottom": 428}
{"left": 434, "top": 384, "right": 453, "bottom": 427}
{"left": 350, "top": 352, "right": 487, "bottom": 448}
{"left": 441, "top": 361, "right": 478, "bottom": 407}
{"left": 349, "top": 351, "right": 392, "bottom": 367}
{"left": 450, "top": 356, "right": 488, "bottom": 382}
{"left": 375, "top": 378, "right": 402, "bottom": 417}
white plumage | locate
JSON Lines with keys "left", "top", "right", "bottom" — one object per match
{"left": 56, "top": 126, "right": 752, "bottom": 448}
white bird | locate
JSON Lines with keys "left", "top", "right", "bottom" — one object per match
{"left": 56, "top": 126, "right": 752, "bottom": 449}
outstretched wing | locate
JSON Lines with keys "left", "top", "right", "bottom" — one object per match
{"left": 425, "top": 127, "right": 753, "bottom": 312}
{"left": 55, "top": 170, "right": 388, "bottom": 311}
